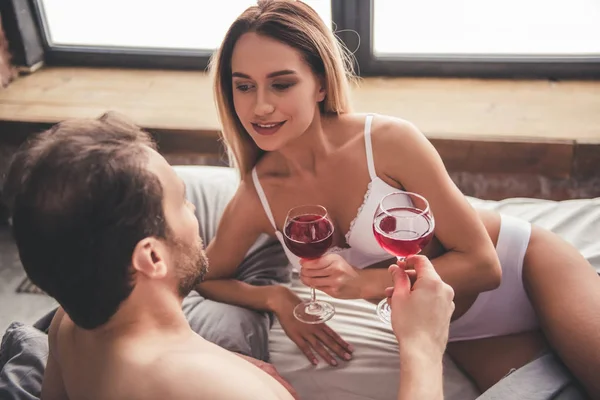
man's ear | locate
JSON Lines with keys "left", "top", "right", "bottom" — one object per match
{"left": 131, "top": 237, "right": 168, "bottom": 279}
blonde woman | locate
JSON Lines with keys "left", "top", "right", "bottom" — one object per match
{"left": 197, "top": 0, "right": 600, "bottom": 396}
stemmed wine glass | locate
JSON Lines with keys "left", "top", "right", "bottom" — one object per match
{"left": 283, "top": 205, "right": 336, "bottom": 324}
{"left": 372, "top": 191, "right": 435, "bottom": 323}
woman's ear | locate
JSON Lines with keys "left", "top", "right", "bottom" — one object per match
{"left": 131, "top": 237, "right": 168, "bottom": 280}
{"left": 317, "top": 76, "right": 327, "bottom": 103}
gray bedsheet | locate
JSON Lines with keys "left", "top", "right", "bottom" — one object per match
{"left": 477, "top": 352, "right": 587, "bottom": 400}
{"left": 0, "top": 322, "right": 46, "bottom": 400}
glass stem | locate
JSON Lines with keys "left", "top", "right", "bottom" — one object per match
{"left": 310, "top": 287, "right": 317, "bottom": 303}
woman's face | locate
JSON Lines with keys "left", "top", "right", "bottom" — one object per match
{"left": 230, "top": 32, "right": 326, "bottom": 151}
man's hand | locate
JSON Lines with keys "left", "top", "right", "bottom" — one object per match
{"left": 235, "top": 353, "right": 300, "bottom": 399}
{"left": 385, "top": 256, "right": 454, "bottom": 400}
{"left": 385, "top": 255, "right": 455, "bottom": 361}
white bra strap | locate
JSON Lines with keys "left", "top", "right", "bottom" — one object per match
{"left": 364, "top": 114, "right": 377, "bottom": 180}
{"left": 251, "top": 168, "right": 277, "bottom": 231}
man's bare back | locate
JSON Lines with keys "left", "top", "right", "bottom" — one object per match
{"left": 42, "top": 308, "right": 294, "bottom": 400}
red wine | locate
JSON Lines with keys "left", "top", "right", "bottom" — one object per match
{"left": 373, "top": 207, "right": 434, "bottom": 258}
{"left": 284, "top": 214, "right": 334, "bottom": 259}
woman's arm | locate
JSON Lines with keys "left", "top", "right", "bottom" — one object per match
{"left": 373, "top": 116, "right": 501, "bottom": 297}
{"left": 195, "top": 177, "right": 353, "bottom": 365}
{"left": 197, "top": 279, "right": 285, "bottom": 312}
{"left": 194, "top": 178, "right": 284, "bottom": 310}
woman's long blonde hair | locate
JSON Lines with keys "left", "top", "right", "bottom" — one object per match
{"left": 210, "top": 0, "right": 356, "bottom": 177}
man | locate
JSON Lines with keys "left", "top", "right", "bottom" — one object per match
{"left": 5, "top": 113, "right": 297, "bottom": 400}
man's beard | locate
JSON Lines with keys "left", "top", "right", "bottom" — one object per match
{"left": 169, "top": 236, "right": 209, "bottom": 298}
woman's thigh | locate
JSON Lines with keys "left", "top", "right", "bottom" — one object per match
{"left": 446, "top": 330, "right": 548, "bottom": 392}
{"left": 522, "top": 225, "right": 600, "bottom": 396}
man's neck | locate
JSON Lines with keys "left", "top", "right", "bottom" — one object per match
{"left": 90, "top": 286, "right": 191, "bottom": 340}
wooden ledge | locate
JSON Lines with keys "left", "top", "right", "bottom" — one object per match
{"left": 0, "top": 67, "right": 599, "bottom": 180}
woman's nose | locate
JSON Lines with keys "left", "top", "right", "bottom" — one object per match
{"left": 254, "top": 91, "right": 275, "bottom": 116}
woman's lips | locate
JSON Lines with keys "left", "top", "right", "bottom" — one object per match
{"left": 251, "top": 121, "right": 286, "bottom": 136}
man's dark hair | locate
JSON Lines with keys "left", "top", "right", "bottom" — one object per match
{"left": 3, "top": 112, "right": 168, "bottom": 329}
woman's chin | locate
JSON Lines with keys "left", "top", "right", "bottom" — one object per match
{"left": 252, "top": 138, "right": 281, "bottom": 152}
{"left": 261, "top": 144, "right": 283, "bottom": 153}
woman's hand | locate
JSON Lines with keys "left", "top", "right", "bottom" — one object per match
{"left": 271, "top": 286, "right": 354, "bottom": 366}
{"left": 300, "top": 254, "right": 364, "bottom": 299}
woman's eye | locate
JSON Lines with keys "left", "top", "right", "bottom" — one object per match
{"left": 273, "top": 82, "right": 295, "bottom": 91}
{"left": 235, "top": 84, "right": 252, "bottom": 92}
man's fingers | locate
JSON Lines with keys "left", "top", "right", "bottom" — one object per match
{"left": 384, "top": 286, "right": 394, "bottom": 298}
{"left": 449, "top": 300, "right": 456, "bottom": 315}
{"left": 406, "top": 255, "right": 441, "bottom": 281}
{"left": 389, "top": 264, "right": 410, "bottom": 296}
{"left": 405, "top": 270, "right": 417, "bottom": 285}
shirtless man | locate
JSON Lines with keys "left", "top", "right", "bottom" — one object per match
{"left": 5, "top": 113, "right": 296, "bottom": 400}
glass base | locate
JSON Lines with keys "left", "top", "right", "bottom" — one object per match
{"left": 293, "top": 300, "right": 335, "bottom": 324}
{"left": 376, "top": 298, "right": 392, "bottom": 324}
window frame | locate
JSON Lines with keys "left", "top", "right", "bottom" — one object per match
{"left": 21, "top": 0, "right": 600, "bottom": 77}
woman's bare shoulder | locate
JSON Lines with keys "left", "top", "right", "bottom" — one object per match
{"left": 371, "top": 114, "right": 419, "bottom": 138}
{"left": 224, "top": 171, "right": 269, "bottom": 226}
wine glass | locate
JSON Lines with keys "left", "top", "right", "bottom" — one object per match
{"left": 372, "top": 191, "right": 435, "bottom": 323}
{"left": 283, "top": 205, "right": 336, "bottom": 324}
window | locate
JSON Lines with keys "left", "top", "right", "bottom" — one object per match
{"left": 38, "top": 0, "right": 331, "bottom": 50}
{"left": 356, "top": 0, "right": 600, "bottom": 78}
{"left": 33, "top": 0, "right": 331, "bottom": 69}
{"left": 29, "top": 0, "right": 599, "bottom": 77}
{"left": 373, "top": 0, "right": 600, "bottom": 56}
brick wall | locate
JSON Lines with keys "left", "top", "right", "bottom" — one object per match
{"left": 450, "top": 172, "right": 600, "bottom": 201}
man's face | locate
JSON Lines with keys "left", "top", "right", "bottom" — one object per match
{"left": 145, "top": 148, "right": 209, "bottom": 297}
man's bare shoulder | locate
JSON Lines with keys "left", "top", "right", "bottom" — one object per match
{"left": 140, "top": 351, "right": 289, "bottom": 400}
{"left": 48, "top": 307, "right": 70, "bottom": 355}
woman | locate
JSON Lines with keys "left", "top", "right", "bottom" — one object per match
{"left": 197, "top": 0, "right": 600, "bottom": 396}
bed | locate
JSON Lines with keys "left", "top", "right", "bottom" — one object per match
{"left": 1, "top": 166, "right": 598, "bottom": 400}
